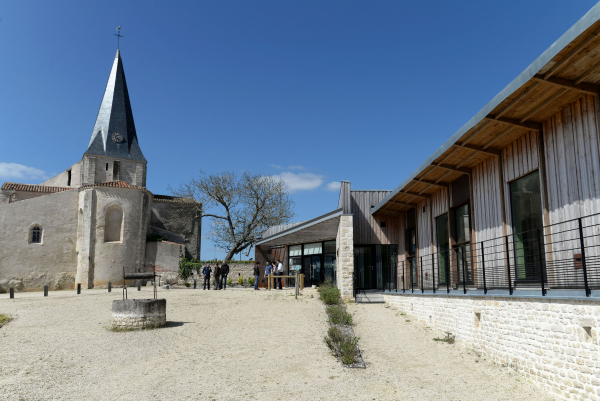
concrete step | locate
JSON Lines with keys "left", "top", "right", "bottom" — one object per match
{"left": 355, "top": 292, "right": 385, "bottom": 303}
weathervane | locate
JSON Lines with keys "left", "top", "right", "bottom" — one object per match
{"left": 115, "top": 26, "right": 123, "bottom": 49}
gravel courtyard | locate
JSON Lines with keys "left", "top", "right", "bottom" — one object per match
{"left": 0, "top": 287, "right": 555, "bottom": 401}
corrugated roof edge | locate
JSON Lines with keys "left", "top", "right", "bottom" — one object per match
{"left": 371, "top": 2, "right": 600, "bottom": 215}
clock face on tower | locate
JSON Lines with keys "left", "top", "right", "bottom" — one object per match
{"left": 111, "top": 132, "right": 124, "bottom": 143}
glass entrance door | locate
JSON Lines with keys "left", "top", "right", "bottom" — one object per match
{"left": 354, "top": 246, "right": 373, "bottom": 289}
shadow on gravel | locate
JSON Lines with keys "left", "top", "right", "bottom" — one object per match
{"left": 164, "top": 321, "right": 192, "bottom": 328}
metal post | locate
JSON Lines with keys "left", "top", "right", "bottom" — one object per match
{"left": 9, "top": 287, "right": 14, "bottom": 299}
{"left": 137, "top": 282, "right": 141, "bottom": 291}
{"left": 193, "top": 279, "right": 197, "bottom": 289}
{"left": 461, "top": 246, "right": 467, "bottom": 294}
{"left": 44, "top": 285, "right": 48, "bottom": 297}
{"left": 77, "top": 283, "right": 81, "bottom": 295}
{"left": 447, "top": 250, "right": 450, "bottom": 294}
{"left": 402, "top": 261, "right": 406, "bottom": 293}
{"left": 537, "top": 228, "right": 546, "bottom": 296}
{"left": 432, "top": 253, "right": 436, "bottom": 294}
{"left": 108, "top": 282, "right": 112, "bottom": 292}
{"left": 411, "top": 260, "right": 414, "bottom": 293}
{"left": 505, "top": 235, "right": 513, "bottom": 295}
{"left": 578, "top": 218, "right": 591, "bottom": 297}
{"left": 480, "top": 241, "right": 487, "bottom": 294}
{"left": 420, "top": 256, "right": 424, "bottom": 293}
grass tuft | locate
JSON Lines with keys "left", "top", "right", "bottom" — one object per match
{"left": 0, "top": 314, "right": 13, "bottom": 326}
{"left": 433, "top": 332, "right": 456, "bottom": 344}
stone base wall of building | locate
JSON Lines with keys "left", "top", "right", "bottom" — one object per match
{"left": 336, "top": 215, "right": 354, "bottom": 300}
{"left": 383, "top": 293, "right": 600, "bottom": 401}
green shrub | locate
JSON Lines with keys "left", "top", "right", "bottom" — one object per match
{"left": 184, "top": 282, "right": 191, "bottom": 287}
{"left": 319, "top": 286, "right": 341, "bottom": 305}
{"left": 227, "top": 278, "right": 233, "bottom": 286}
{"left": 327, "top": 304, "right": 353, "bottom": 325}
{"left": 339, "top": 336, "right": 359, "bottom": 365}
{"left": 247, "top": 276, "right": 255, "bottom": 286}
{"left": 179, "top": 258, "right": 194, "bottom": 281}
{"left": 238, "top": 276, "right": 244, "bottom": 286}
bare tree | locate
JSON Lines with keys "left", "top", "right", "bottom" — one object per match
{"left": 171, "top": 171, "right": 294, "bottom": 262}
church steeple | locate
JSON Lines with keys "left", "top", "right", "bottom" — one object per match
{"left": 85, "top": 50, "right": 146, "bottom": 162}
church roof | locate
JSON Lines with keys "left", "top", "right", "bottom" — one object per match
{"left": 79, "top": 180, "right": 151, "bottom": 192}
{"left": 1, "top": 182, "right": 73, "bottom": 193}
{"left": 85, "top": 50, "right": 146, "bottom": 162}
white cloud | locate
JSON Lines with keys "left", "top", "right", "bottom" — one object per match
{"left": 288, "top": 165, "right": 305, "bottom": 170}
{"left": 273, "top": 172, "right": 324, "bottom": 193}
{"left": 325, "top": 181, "right": 341, "bottom": 192}
{"left": 0, "top": 163, "right": 48, "bottom": 181}
{"left": 270, "top": 164, "right": 284, "bottom": 169}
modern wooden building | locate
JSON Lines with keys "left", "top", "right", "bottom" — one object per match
{"left": 370, "top": 6, "right": 600, "bottom": 298}
{"left": 255, "top": 181, "right": 400, "bottom": 291}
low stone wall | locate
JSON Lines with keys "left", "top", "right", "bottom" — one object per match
{"left": 111, "top": 299, "right": 166, "bottom": 329}
{"left": 383, "top": 293, "right": 600, "bottom": 401}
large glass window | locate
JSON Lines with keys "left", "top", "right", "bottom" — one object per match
{"left": 303, "top": 242, "right": 322, "bottom": 255}
{"left": 454, "top": 204, "right": 472, "bottom": 284}
{"left": 436, "top": 214, "right": 449, "bottom": 284}
{"left": 510, "top": 170, "right": 544, "bottom": 281}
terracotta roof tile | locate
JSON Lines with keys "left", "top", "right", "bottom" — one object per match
{"left": 1, "top": 182, "right": 73, "bottom": 194}
{"left": 78, "top": 181, "right": 151, "bottom": 193}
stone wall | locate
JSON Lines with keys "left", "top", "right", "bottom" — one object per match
{"left": 336, "top": 214, "right": 353, "bottom": 300}
{"left": 145, "top": 241, "right": 185, "bottom": 283}
{"left": 0, "top": 190, "right": 79, "bottom": 292}
{"left": 383, "top": 293, "right": 600, "bottom": 401}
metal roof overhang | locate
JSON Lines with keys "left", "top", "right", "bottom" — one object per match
{"left": 256, "top": 208, "right": 343, "bottom": 247}
{"left": 372, "top": 3, "right": 600, "bottom": 216}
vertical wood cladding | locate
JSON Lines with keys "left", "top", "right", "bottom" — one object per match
{"left": 351, "top": 191, "right": 400, "bottom": 245}
{"left": 501, "top": 131, "right": 540, "bottom": 236}
{"left": 544, "top": 95, "right": 600, "bottom": 223}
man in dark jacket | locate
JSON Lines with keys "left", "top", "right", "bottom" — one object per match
{"left": 202, "top": 264, "right": 212, "bottom": 290}
{"left": 221, "top": 261, "right": 230, "bottom": 290}
{"left": 253, "top": 261, "right": 260, "bottom": 290}
{"left": 213, "top": 264, "right": 221, "bottom": 290}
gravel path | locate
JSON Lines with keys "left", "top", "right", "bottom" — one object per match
{"left": 0, "top": 287, "right": 555, "bottom": 400}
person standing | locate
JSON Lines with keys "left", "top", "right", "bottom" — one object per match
{"left": 221, "top": 261, "right": 230, "bottom": 290}
{"left": 265, "top": 261, "right": 273, "bottom": 290}
{"left": 276, "top": 259, "right": 284, "bottom": 290}
{"left": 213, "top": 263, "right": 221, "bottom": 290}
{"left": 253, "top": 261, "right": 260, "bottom": 290}
{"left": 202, "top": 263, "right": 212, "bottom": 290}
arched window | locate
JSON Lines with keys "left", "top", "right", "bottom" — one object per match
{"left": 105, "top": 206, "right": 123, "bottom": 242}
{"left": 31, "top": 226, "right": 42, "bottom": 243}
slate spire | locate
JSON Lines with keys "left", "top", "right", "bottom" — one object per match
{"left": 85, "top": 50, "right": 146, "bottom": 162}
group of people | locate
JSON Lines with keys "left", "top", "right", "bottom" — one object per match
{"left": 200, "top": 260, "right": 284, "bottom": 291}
{"left": 201, "top": 261, "right": 230, "bottom": 290}
{"left": 265, "top": 260, "right": 284, "bottom": 290}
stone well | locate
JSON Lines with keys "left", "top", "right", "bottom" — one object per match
{"left": 111, "top": 299, "right": 166, "bottom": 329}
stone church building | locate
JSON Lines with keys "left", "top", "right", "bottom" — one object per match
{"left": 0, "top": 50, "right": 201, "bottom": 292}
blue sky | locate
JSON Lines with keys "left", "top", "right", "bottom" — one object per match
{"left": 0, "top": 1, "right": 598, "bottom": 260}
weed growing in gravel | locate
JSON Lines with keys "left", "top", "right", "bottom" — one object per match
{"left": 327, "top": 304, "right": 353, "bottom": 325}
{"left": 0, "top": 314, "right": 13, "bottom": 326}
{"left": 433, "top": 332, "right": 456, "bottom": 344}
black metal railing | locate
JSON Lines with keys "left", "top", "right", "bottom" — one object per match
{"left": 396, "top": 213, "right": 600, "bottom": 297}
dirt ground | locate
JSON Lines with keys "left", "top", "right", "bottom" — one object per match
{"left": 0, "top": 287, "right": 555, "bottom": 401}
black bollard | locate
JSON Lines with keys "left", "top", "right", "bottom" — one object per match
{"left": 194, "top": 279, "right": 197, "bottom": 289}
{"left": 77, "top": 283, "right": 81, "bottom": 294}
{"left": 137, "top": 282, "right": 141, "bottom": 291}
{"left": 44, "top": 285, "right": 48, "bottom": 297}
{"left": 9, "top": 287, "right": 14, "bottom": 299}
{"left": 108, "top": 282, "right": 112, "bottom": 292}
